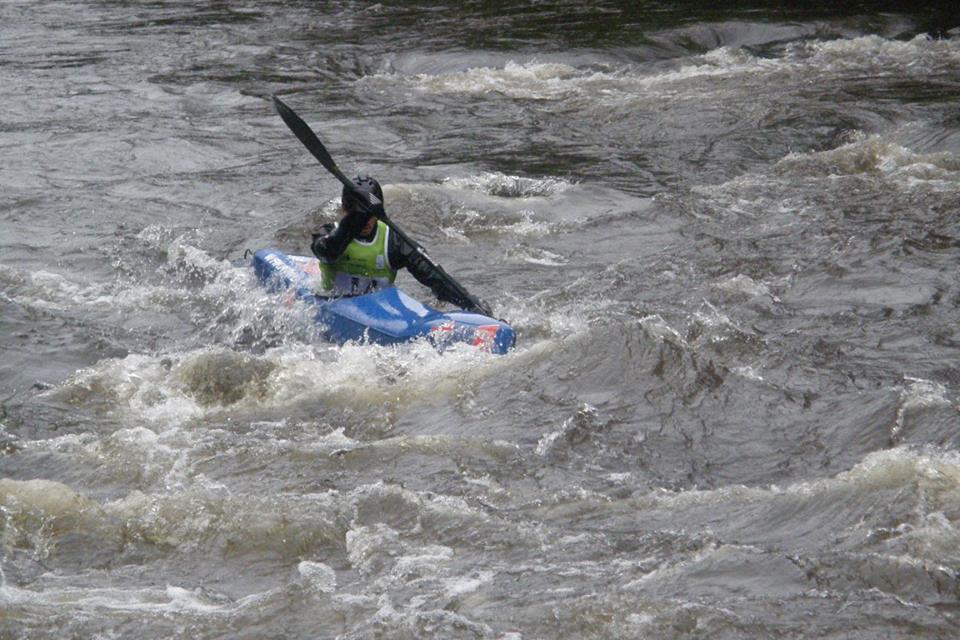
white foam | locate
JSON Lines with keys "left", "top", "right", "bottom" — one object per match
{"left": 892, "top": 377, "right": 956, "bottom": 442}
{"left": 691, "top": 300, "right": 740, "bottom": 340}
{"left": 46, "top": 330, "right": 511, "bottom": 425}
{"left": 523, "top": 249, "right": 568, "bottom": 266}
{"left": 0, "top": 239, "right": 272, "bottom": 348}
{"left": 731, "top": 365, "right": 764, "bottom": 382}
{"left": 638, "top": 447, "right": 960, "bottom": 519}
{"left": 0, "top": 264, "right": 88, "bottom": 312}
{"left": 434, "top": 204, "right": 556, "bottom": 238}
{"left": 366, "top": 35, "right": 960, "bottom": 109}
{"left": 346, "top": 523, "right": 401, "bottom": 575}
{"left": 534, "top": 430, "right": 563, "bottom": 457}
{"left": 715, "top": 274, "right": 773, "bottom": 299}
{"left": 365, "top": 54, "right": 768, "bottom": 102}
{"left": 536, "top": 404, "right": 605, "bottom": 457}
{"left": 793, "top": 33, "right": 960, "bottom": 74}
{"left": 776, "top": 130, "right": 960, "bottom": 190}
{"left": 373, "top": 60, "right": 594, "bottom": 100}
{"left": 443, "top": 570, "right": 496, "bottom": 598}
{"left": 297, "top": 561, "right": 337, "bottom": 594}
{"left": 900, "top": 377, "right": 952, "bottom": 412}
{"left": 393, "top": 545, "right": 455, "bottom": 578}
{"left": 638, "top": 314, "right": 689, "bottom": 349}
{"left": 0, "top": 581, "right": 235, "bottom": 615}
{"left": 443, "top": 172, "right": 573, "bottom": 198}
{"left": 606, "top": 472, "right": 633, "bottom": 484}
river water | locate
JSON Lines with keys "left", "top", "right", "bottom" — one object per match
{"left": 2, "top": 2, "right": 960, "bottom": 638}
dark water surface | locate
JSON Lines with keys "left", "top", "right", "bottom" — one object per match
{"left": 2, "top": 2, "right": 960, "bottom": 638}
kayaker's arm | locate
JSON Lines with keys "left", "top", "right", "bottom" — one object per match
{"left": 388, "top": 231, "right": 492, "bottom": 315}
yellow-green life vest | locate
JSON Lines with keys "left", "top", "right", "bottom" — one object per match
{"left": 318, "top": 220, "right": 396, "bottom": 296}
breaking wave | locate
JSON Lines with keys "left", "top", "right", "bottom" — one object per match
{"left": 776, "top": 130, "right": 960, "bottom": 190}
{"left": 43, "top": 339, "right": 511, "bottom": 426}
{"left": 364, "top": 34, "right": 960, "bottom": 103}
{"left": 442, "top": 172, "right": 573, "bottom": 198}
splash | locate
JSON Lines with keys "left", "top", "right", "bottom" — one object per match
{"left": 789, "top": 33, "right": 960, "bottom": 75}
{"left": 436, "top": 205, "right": 555, "bottom": 239}
{"left": 367, "top": 60, "right": 597, "bottom": 100}
{"left": 536, "top": 404, "right": 611, "bottom": 457}
{"left": 891, "top": 377, "right": 957, "bottom": 444}
{"left": 45, "top": 336, "right": 511, "bottom": 425}
{"left": 506, "top": 244, "right": 569, "bottom": 266}
{"left": 714, "top": 274, "right": 775, "bottom": 300}
{"left": 297, "top": 561, "right": 337, "bottom": 593}
{"left": 776, "top": 130, "right": 960, "bottom": 190}
{"left": 442, "top": 172, "right": 573, "bottom": 198}
{"left": 43, "top": 349, "right": 270, "bottom": 423}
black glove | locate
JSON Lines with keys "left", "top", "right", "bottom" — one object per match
{"left": 311, "top": 219, "right": 353, "bottom": 262}
{"left": 343, "top": 207, "right": 372, "bottom": 237}
{"left": 347, "top": 191, "right": 386, "bottom": 235}
{"left": 472, "top": 297, "right": 493, "bottom": 318}
{"left": 310, "top": 233, "right": 332, "bottom": 261}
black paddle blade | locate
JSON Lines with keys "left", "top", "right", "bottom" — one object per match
{"left": 272, "top": 95, "right": 351, "bottom": 186}
{"left": 272, "top": 94, "right": 384, "bottom": 213}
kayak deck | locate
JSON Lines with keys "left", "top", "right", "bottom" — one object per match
{"left": 252, "top": 249, "right": 515, "bottom": 354}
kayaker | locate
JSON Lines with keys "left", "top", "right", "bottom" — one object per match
{"left": 310, "top": 175, "right": 490, "bottom": 313}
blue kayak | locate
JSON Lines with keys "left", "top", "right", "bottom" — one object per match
{"left": 252, "top": 249, "right": 515, "bottom": 354}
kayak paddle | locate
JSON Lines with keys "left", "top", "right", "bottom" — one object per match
{"left": 271, "top": 94, "right": 493, "bottom": 317}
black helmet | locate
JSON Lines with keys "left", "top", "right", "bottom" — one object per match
{"left": 341, "top": 174, "right": 383, "bottom": 213}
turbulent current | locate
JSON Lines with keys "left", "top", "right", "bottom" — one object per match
{"left": 2, "top": 2, "right": 960, "bottom": 638}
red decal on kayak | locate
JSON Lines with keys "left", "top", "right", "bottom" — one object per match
{"left": 471, "top": 325, "right": 499, "bottom": 351}
{"left": 430, "top": 321, "right": 454, "bottom": 334}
